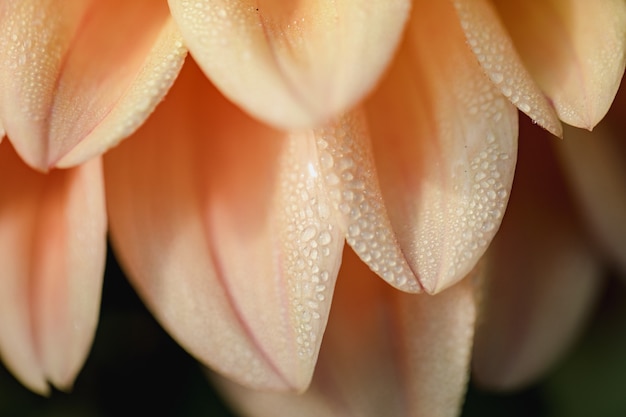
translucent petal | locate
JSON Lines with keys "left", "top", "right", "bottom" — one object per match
{"left": 473, "top": 119, "right": 602, "bottom": 390}
{"left": 104, "top": 60, "right": 346, "bottom": 392}
{"left": 0, "top": 0, "right": 186, "bottom": 169}
{"left": 365, "top": 0, "right": 518, "bottom": 293}
{"left": 167, "top": 0, "right": 409, "bottom": 129}
{"left": 0, "top": 142, "right": 106, "bottom": 393}
{"left": 556, "top": 122, "right": 626, "bottom": 274}
{"left": 215, "top": 247, "right": 478, "bottom": 417}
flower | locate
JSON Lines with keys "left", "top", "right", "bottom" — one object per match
{"left": 0, "top": 1, "right": 625, "bottom": 417}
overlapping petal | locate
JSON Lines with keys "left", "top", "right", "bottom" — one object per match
{"left": 457, "top": 0, "right": 626, "bottom": 130}
{"left": 493, "top": 0, "right": 626, "bottom": 129}
{"left": 473, "top": 120, "right": 602, "bottom": 390}
{"left": 452, "top": 0, "right": 563, "bottom": 137}
{"left": 0, "top": 141, "right": 106, "bottom": 394}
{"left": 0, "top": 0, "right": 186, "bottom": 170}
{"left": 364, "top": 0, "right": 518, "bottom": 294}
{"left": 167, "top": 0, "right": 410, "bottom": 129}
{"left": 215, "top": 247, "right": 479, "bottom": 417}
{"left": 104, "top": 60, "right": 351, "bottom": 392}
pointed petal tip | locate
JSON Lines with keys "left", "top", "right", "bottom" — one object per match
{"left": 0, "top": 1, "right": 186, "bottom": 170}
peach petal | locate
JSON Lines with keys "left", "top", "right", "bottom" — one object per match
{"left": 312, "top": 111, "right": 421, "bottom": 293}
{"left": 365, "top": 0, "right": 518, "bottom": 294}
{"left": 0, "top": 141, "right": 106, "bottom": 394}
{"left": 215, "top": 247, "right": 478, "bottom": 417}
{"left": 452, "top": 0, "right": 563, "bottom": 137}
{"left": 167, "top": 0, "right": 410, "bottom": 129}
{"left": 555, "top": 123, "right": 626, "bottom": 274}
{"left": 0, "top": 0, "right": 186, "bottom": 170}
{"left": 473, "top": 120, "right": 602, "bottom": 390}
{"left": 104, "top": 60, "right": 346, "bottom": 392}
{"left": 490, "top": 0, "right": 626, "bottom": 129}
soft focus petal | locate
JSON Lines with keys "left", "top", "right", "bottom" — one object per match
{"left": 168, "top": 0, "right": 410, "bottom": 129}
{"left": 365, "top": 0, "right": 518, "bottom": 294}
{"left": 490, "top": 0, "right": 626, "bottom": 129}
{"left": 215, "top": 247, "right": 479, "bottom": 417}
{"left": 473, "top": 119, "right": 602, "bottom": 390}
{"left": 555, "top": 123, "right": 626, "bottom": 274}
{"left": 0, "top": 142, "right": 106, "bottom": 394}
{"left": 105, "top": 60, "right": 349, "bottom": 392}
{"left": 452, "top": 0, "right": 563, "bottom": 137}
{"left": 0, "top": 0, "right": 186, "bottom": 170}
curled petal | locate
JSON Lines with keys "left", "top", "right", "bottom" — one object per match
{"left": 365, "top": 0, "right": 518, "bottom": 293}
{"left": 0, "top": 0, "right": 186, "bottom": 170}
{"left": 167, "top": 0, "right": 410, "bottom": 129}
{"left": 0, "top": 142, "right": 106, "bottom": 394}
{"left": 452, "top": 0, "right": 562, "bottom": 137}
{"left": 104, "top": 60, "right": 347, "bottom": 392}
{"left": 473, "top": 120, "right": 602, "bottom": 390}
{"left": 555, "top": 123, "right": 626, "bottom": 274}
{"left": 215, "top": 247, "right": 479, "bottom": 417}
{"left": 490, "top": 0, "right": 626, "bottom": 129}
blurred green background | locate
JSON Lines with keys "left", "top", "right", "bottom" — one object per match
{"left": 1, "top": 247, "right": 625, "bottom": 417}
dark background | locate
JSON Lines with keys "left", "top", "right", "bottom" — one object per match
{"left": 1, "top": 247, "right": 625, "bottom": 417}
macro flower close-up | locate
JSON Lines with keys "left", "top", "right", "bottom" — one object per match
{"left": 0, "top": 0, "right": 625, "bottom": 416}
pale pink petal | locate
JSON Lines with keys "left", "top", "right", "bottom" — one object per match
{"left": 364, "top": 0, "right": 518, "bottom": 294}
{"left": 104, "top": 60, "right": 347, "bottom": 392}
{"left": 215, "top": 248, "right": 478, "bottom": 417}
{"left": 167, "top": 0, "right": 410, "bottom": 129}
{"left": 473, "top": 120, "right": 602, "bottom": 390}
{"left": 452, "top": 0, "right": 563, "bottom": 137}
{"left": 0, "top": 142, "right": 106, "bottom": 394}
{"left": 0, "top": 0, "right": 186, "bottom": 170}
{"left": 555, "top": 123, "right": 626, "bottom": 274}
{"left": 489, "top": 0, "right": 626, "bottom": 129}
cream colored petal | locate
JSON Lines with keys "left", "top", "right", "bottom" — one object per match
{"left": 167, "top": 0, "right": 410, "bottom": 129}
{"left": 215, "top": 248, "right": 478, "bottom": 417}
{"left": 473, "top": 120, "right": 602, "bottom": 390}
{"left": 490, "top": 0, "right": 626, "bottom": 129}
{"left": 0, "top": 0, "right": 186, "bottom": 170}
{"left": 555, "top": 123, "right": 626, "bottom": 274}
{"left": 313, "top": 111, "right": 421, "bottom": 293}
{"left": 104, "top": 60, "right": 346, "bottom": 392}
{"left": 0, "top": 142, "right": 106, "bottom": 394}
{"left": 364, "top": 0, "right": 518, "bottom": 294}
{"left": 452, "top": 0, "right": 563, "bottom": 137}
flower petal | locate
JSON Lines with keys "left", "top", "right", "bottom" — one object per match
{"left": 167, "top": 0, "right": 410, "bottom": 129}
{"left": 0, "top": 141, "right": 106, "bottom": 394}
{"left": 555, "top": 123, "right": 626, "bottom": 274}
{"left": 452, "top": 0, "right": 563, "bottom": 137}
{"left": 0, "top": 0, "right": 186, "bottom": 170}
{"left": 214, "top": 247, "right": 479, "bottom": 417}
{"left": 364, "top": 0, "right": 518, "bottom": 294}
{"left": 313, "top": 111, "right": 421, "bottom": 293}
{"left": 104, "top": 60, "right": 346, "bottom": 392}
{"left": 472, "top": 120, "right": 602, "bottom": 390}
{"left": 489, "top": 0, "right": 626, "bottom": 129}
